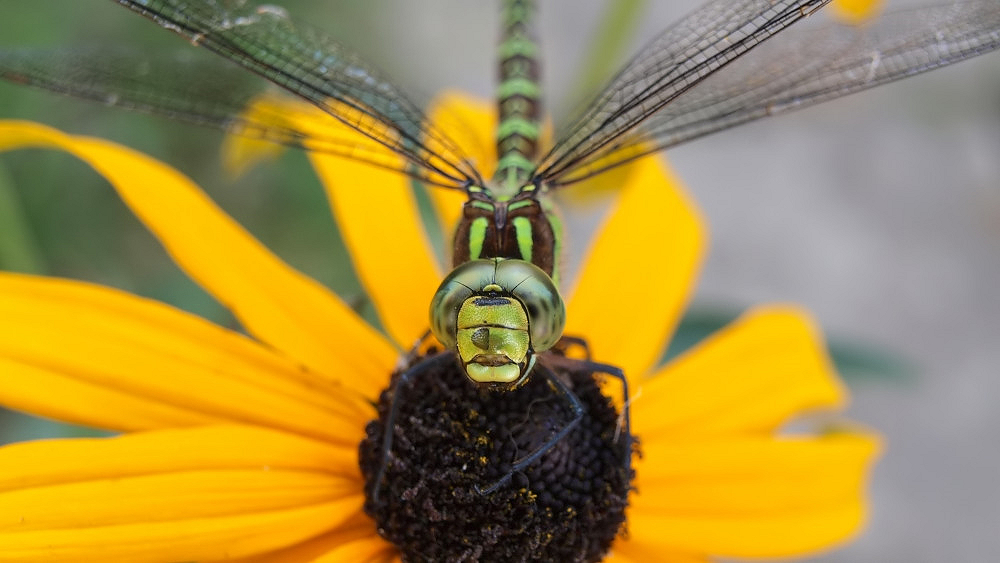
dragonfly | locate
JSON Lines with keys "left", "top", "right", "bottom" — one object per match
{"left": 2, "top": 0, "right": 999, "bottom": 499}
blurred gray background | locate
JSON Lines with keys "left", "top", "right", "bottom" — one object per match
{"left": 0, "top": 1, "right": 998, "bottom": 561}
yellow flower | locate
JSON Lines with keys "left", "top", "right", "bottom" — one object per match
{"left": 0, "top": 92, "right": 879, "bottom": 562}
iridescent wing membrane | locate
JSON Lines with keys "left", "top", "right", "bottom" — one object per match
{"left": 1, "top": 0, "right": 998, "bottom": 194}
{"left": 536, "top": 0, "right": 1000, "bottom": 186}
{"left": 1, "top": 0, "right": 482, "bottom": 189}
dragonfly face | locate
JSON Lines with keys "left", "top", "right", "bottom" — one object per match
{"left": 429, "top": 257, "right": 565, "bottom": 389}
{"left": 455, "top": 287, "right": 534, "bottom": 386}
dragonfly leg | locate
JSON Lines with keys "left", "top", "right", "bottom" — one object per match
{"left": 552, "top": 334, "right": 592, "bottom": 360}
{"left": 400, "top": 329, "right": 434, "bottom": 367}
{"left": 476, "top": 363, "right": 584, "bottom": 495}
{"left": 373, "top": 350, "right": 452, "bottom": 502}
{"left": 576, "top": 359, "right": 632, "bottom": 475}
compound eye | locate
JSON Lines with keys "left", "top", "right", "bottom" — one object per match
{"left": 430, "top": 259, "right": 565, "bottom": 354}
{"left": 428, "top": 260, "right": 497, "bottom": 347}
{"left": 494, "top": 260, "right": 565, "bottom": 352}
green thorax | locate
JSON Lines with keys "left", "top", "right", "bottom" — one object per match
{"left": 493, "top": 0, "right": 541, "bottom": 196}
{"left": 451, "top": 189, "right": 562, "bottom": 286}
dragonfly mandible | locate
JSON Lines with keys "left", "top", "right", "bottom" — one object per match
{"left": 1, "top": 0, "right": 999, "bottom": 555}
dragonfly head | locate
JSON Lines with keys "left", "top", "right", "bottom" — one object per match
{"left": 430, "top": 258, "right": 565, "bottom": 390}
{"left": 455, "top": 287, "right": 534, "bottom": 387}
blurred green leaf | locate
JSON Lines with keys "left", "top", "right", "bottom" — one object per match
{"left": 0, "top": 409, "right": 112, "bottom": 445}
{"left": 827, "top": 339, "right": 914, "bottom": 383}
{"left": 0, "top": 163, "right": 47, "bottom": 274}
{"left": 661, "top": 304, "right": 738, "bottom": 363}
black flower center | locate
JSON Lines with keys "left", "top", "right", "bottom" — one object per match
{"left": 359, "top": 349, "right": 636, "bottom": 562}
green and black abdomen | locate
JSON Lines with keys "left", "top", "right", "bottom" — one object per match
{"left": 494, "top": 0, "right": 541, "bottom": 191}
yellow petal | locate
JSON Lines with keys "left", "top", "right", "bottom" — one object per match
{"left": 310, "top": 148, "right": 441, "bottom": 349}
{"left": 566, "top": 156, "right": 705, "bottom": 382}
{"left": 5, "top": 472, "right": 353, "bottom": 533}
{"left": 606, "top": 546, "right": 708, "bottom": 563}
{"left": 0, "top": 358, "right": 219, "bottom": 433}
{"left": 0, "top": 426, "right": 365, "bottom": 562}
{"left": 225, "top": 94, "right": 473, "bottom": 349}
{"left": 634, "top": 306, "right": 846, "bottom": 437}
{"left": 426, "top": 92, "right": 496, "bottom": 178}
{"left": 625, "top": 433, "right": 881, "bottom": 557}
{"left": 830, "top": 0, "right": 883, "bottom": 25}
{"left": 221, "top": 133, "right": 286, "bottom": 179}
{"left": 425, "top": 92, "right": 496, "bottom": 236}
{"left": 225, "top": 516, "right": 383, "bottom": 563}
{"left": 1, "top": 503, "right": 355, "bottom": 563}
{"left": 251, "top": 95, "right": 443, "bottom": 349}
{"left": 0, "top": 120, "right": 396, "bottom": 401}
{"left": 219, "top": 93, "right": 419, "bottom": 181}
{"left": 0, "top": 273, "right": 370, "bottom": 444}
{"left": 0, "top": 425, "right": 359, "bottom": 493}
{"left": 311, "top": 537, "right": 399, "bottom": 563}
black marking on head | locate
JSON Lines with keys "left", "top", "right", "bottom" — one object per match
{"left": 474, "top": 296, "right": 512, "bottom": 306}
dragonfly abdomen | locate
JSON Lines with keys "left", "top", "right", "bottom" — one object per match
{"left": 494, "top": 0, "right": 541, "bottom": 193}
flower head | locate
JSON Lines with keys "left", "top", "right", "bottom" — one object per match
{"left": 0, "top": 92, "right": 878, "bottom": 562}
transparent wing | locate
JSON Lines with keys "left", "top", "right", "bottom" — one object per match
{"left": 537, "top": 0, "right": 1000, "bottom": 187}
{"left": 1, "top": 0, "right": 482, "bottom": 188}
{"left": 535, "top": 0, "right": 832, "bottom": 182}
